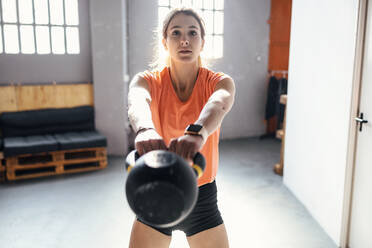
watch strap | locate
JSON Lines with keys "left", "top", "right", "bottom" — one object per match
{"left": 184, "top": 125, "right": 208, "bottom": 142}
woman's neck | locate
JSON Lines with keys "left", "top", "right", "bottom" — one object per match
{"left": 169, "top": 61, "right": 200, "bottom": 94}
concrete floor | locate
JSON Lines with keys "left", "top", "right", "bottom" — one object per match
{"left": 0, "top": 138, "right": 337, "bottom": 248}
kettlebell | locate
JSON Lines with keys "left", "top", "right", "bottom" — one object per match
{"left": 125, "top": 150, "right": 206, "bottom": 228}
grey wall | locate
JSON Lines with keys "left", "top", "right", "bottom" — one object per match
{"left": 90, "top": 0, "right": 129, "bottom": 155}
{"left": 128, "top": 0, "right": 271, "bottom": 139}
{"left": 0, "top": 0, "right": 91, "bottom": 83}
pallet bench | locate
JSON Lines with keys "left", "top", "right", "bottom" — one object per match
{"left": 5, "top": 147, "right": 107, "bottom": 181}
{"left": 0, "top": 106, "right": 108, "bottom": 182}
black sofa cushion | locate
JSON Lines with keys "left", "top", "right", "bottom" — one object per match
{"left": 0, "top": 106, "right": 95, "bottom": 138}
{"left": 3, "top": 135, "right": 59, "bottom": 157}
{"left": 54, "top": 131, "right": 107, "bottom": 150}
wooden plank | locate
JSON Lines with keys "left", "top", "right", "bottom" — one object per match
{"left": 0, "top": 83, "right": 93, "bottom": 113}
{"left": 0, "top": 86, "right": 17, "bottom": 113}
{"left": 61, "top": 166, "right": 105, "bottom": 175}
{"left": 63, "top": 161, "right": 106, "bottom": 173}
{"left": 55, "top": 84, "right": 94, "bottom": 108}
{"left": 7, "top": 171, "right": 57, "bottom": 181}
{"left": 7, "top": 160, "right": 106, "bottom": 181}
{"left": 7, "top": 162, "right": 59, "bottom": 170}
{"left": 58, "top": 157, "right": 105, "bottom": 166}
{"left": 5, "top": 147, "right": 105, "bottom": 162}
{"left": 16, "top": 85, "right": 57, "bottom": 111}
{"left": 62, "top": 147, "right": 106, "bottom": 154}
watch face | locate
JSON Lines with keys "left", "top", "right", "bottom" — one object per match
{"left": 187, "top": 124, "right": 203, "bottom": 132}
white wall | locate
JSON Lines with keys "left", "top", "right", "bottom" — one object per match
{"left": 128, "top": 0, "right": 271, "bottom": 140}
{"left": 284, "top": 0, "right": 359, "bottom": 245}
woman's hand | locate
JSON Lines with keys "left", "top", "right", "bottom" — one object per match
{"left": 135, "top": 129, "right": 167, "bottom": 156}
{"left": 168, "top": 135, "right": 203, "bottom": 162}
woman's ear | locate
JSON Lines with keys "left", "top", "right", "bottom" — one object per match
{"left": 200, "top": 39, "right": 205, "bottom": 51}
{"left": 162, "top": 38, "right": 168, "bottom": 51}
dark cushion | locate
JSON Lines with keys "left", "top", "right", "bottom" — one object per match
{"left": 0, "top": 106, "right": 95, "bottom": 137}
{"left": 54, "top": 131, "right": 107, "bottom": 150}
{"left": 3, "top": 135, "right": 59, "bottom": 157}
{"left": 2, "top": 122, "right": 94, "bottom": 138}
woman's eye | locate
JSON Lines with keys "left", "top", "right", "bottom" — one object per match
{"left": 190, "top": 31, "right": 197, "bottom": 36}
{"left": 172, "top": 30, "right": 180, "bottom": 36}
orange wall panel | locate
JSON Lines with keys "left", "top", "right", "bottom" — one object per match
{"left": 268, "top": 0, "right": 292, "bottom": 72}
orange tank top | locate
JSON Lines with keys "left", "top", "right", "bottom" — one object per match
{"left": 139, "top": 67, "right": 229, "bottom": 186}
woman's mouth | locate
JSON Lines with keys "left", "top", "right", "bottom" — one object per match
{"left": 179, "top": 50, "right": 192, "bottom": 54}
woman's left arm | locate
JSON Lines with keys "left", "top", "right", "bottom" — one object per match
{"left": 195, "top": 77, "right": 236, "bottom": 138}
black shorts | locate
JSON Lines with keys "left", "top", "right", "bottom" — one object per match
{"left": 137, "top": 180, "right": 223, "bottom": 237}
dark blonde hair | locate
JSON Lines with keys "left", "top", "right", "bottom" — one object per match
{"left": 162, "top": 8, "right": 206, "bottom": 40}
{"left": 150, "top": 7, "right": 207, "bottom": 70}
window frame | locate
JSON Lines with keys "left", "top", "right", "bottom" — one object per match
{"left": 0, "top": 0, "right": 80, "bottom": 55}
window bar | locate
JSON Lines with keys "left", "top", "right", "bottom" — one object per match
{"left": 62, "top": 0, "right": 66, "bottom": 54}
{"left": 16, "top": 0, "right": 21, "bottom": 53}
{"left": 47, "top": 0, "right": 52, "bottom": 53}
{"left": 0, "top": 0, "right": 6, "bottom": 53}
{"left": 32, "top": 0, "right": 37, "bottom": 53}
{"left": 213, "top": 0, "right": 215, "bottom": 58}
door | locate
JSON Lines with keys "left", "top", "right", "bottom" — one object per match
{"left": 349, "top": 0, "right": 372, "bottom": 247}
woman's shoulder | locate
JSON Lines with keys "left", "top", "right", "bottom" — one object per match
{"left": 200, "top": 67, "right": 232, "bottom": 83}
{"left": 135, "top": 67, "right": 169, "bottom": 89}
{"left": 138, "top": 67, "right": 168, "bottom": 80}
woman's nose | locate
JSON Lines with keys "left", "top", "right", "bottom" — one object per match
{"left": 181, "top": 40, "right": 189, "bottom": 46}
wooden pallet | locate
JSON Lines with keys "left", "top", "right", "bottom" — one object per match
{"left": 5, "top": 147, "right": 107, "bottom": 181}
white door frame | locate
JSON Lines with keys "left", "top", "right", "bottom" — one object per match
{"left": 340, "top": 0, "right": 369, "bottom": 247}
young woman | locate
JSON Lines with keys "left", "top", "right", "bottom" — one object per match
{"left": 127, "top": 8, "right": 235, "bottom": 248}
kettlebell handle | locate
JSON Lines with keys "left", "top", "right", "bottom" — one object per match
{"left": 125, "top": 150, "right": 206, "bottom": 179}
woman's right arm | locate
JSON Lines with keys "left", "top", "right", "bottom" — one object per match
{"left": 128, "top": 74, "right": 167, "bottom": 155}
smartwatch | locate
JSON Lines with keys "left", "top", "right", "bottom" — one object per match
{"left": 184, "top": 124, "right": 208, "bottom": 142}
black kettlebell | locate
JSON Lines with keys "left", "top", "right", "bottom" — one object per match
{"left": 125, "top": 150, "right": 206, "bottom": 228}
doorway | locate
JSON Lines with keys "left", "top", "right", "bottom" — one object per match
{"left": 342, "top": 0, "right": 372, "bottom": 247}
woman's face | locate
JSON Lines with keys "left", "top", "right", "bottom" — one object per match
{"left": 163, "top": 13, "right": 205, "bottom": 64}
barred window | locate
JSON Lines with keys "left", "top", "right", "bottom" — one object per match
{"left": 158, "top": 0, "right": 224, "bottom": 59}
{"left": 0, "top": 0, "right": 80, "bottom": 54}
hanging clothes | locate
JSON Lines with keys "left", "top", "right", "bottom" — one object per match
{"left": 265, "top": 76, "right": 280, "bottom": 120}
{"left": 277, "top": 77, "right": 288, "bottom": 129}
{"left": 264, "top": 75, "right": 288, "bottom": 135}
